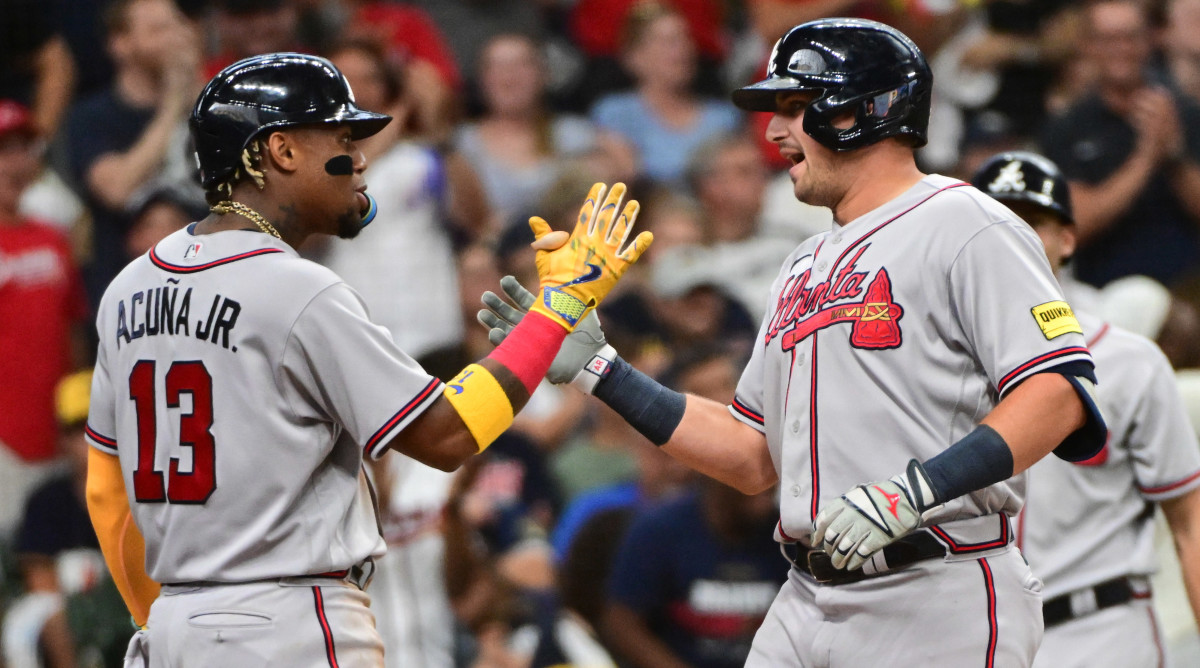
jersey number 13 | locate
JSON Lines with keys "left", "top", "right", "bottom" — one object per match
{"left": 128, "top": 360, "right": 216, "bottom": 504}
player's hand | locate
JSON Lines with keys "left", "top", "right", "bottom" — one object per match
{"left": 811, "top": 460, "right": 941, "bottom": 571}
{"left": 478, "top": 275, "right": 612, "bottom": 389}
{"left": 527, "top": 182, "right": 652, "bottom": 330}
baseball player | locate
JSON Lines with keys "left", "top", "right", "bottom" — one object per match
{"left": 972, "top": 151, "right": 1200, "bottom": 668}
{"left": 82, "top": 53, "right": 651, "bottom": 667}
{"left": 479, "top": 19, "right": 1107, "bottom": 666}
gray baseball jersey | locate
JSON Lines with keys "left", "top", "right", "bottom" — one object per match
{"left": 85, "top": 226, "right": 444, "bottom": 584}
{"left": 728, "top": 174, "right": 1094, "bottom": 545}
{"left": 1017, "top": 311, "right": 1200, "bottom": 599}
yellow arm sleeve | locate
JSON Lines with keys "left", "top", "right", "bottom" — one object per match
{"left": 86, "top": 448, "right": 160, "bottom": 626}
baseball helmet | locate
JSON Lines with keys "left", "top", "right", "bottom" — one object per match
{"left": 190, "top": 52, "right": 391, "bottom": 188}
{"left": 732, "top": 18, "right": 932, "bottom": 151}
{"left": 971, "top": 151, "right": 1074, "bottom": 224}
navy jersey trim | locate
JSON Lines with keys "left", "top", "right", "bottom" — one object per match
{"left": 978, "top": 558, "right": 998, "bottom": 668}
{"left": 311, "top": 586, "right": 340, "bottom": 668}
{"left": 928, "top": 514, "right": 1011, "bottom": 554}
{"left": 364, "top": 378, "right": 443, "bottom": 458}
{"left": 85, "top": 424, "right": 119, "bottom": 454}
{"left": 730, "top": 398, "right": 764, "bottom": 426}
{"left": 149, "top": 246, "right": 284, "bottom": 274}
{"left": 997, "top": 346, "right": 1091, "bottom": 395}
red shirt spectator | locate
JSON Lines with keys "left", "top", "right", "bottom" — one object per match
{"left": 344, "top": 2, "right": 462, "bottom": 90}
{"left": 0, "top": 101, "right": 87, "bottom": 462}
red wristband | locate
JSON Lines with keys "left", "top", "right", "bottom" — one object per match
{"left": 487, "top": 311, "right": 569, "bottom": 396}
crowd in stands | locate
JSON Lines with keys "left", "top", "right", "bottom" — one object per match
{"left": 5, "top": 0, "right": 1200, "bottom": 666}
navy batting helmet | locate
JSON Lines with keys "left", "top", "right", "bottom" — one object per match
{"left": 971, "top": 151, "right": 1074, "bottom": 224}
{"left": 190, "top": 52, "right": 391, "bottom": 189}
{"left": 732, "top": 18, "right": 932, "bottom": 151}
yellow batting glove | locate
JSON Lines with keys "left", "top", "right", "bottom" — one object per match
{"left": 527, "top": 182, "right": 653, "bottom": 330}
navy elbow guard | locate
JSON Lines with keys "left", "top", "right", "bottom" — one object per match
{"left": 1045, "top": 361, "right": 1106, "bottom": 462}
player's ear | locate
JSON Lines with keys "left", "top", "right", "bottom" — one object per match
{"left": 263, "top": 131, "right": 299, "bottom": 174}
{"left": 1060, "top": 223, "right": 1077, "bottom": 261}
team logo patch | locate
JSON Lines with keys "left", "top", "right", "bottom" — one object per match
{"left": 184, "top": 243, "right": 202, "bottom": 260}
{"left": 765, "top": 246, "right": 905, "bottom": 351}
{"left": 1031, "top": 300, "right": 1082, "bottom": 340}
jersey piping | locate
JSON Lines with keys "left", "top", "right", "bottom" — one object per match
{"left": 148, "top": 246, "right": 286, "bottom": 274}
{"left": 85, "top": 424, "right": 119, "bottom": 455}
{"left": 979, "top": 558, "right": 998, "bottom": 668}
{"left": 928, "top": 513, "right": 1011, "bottom": 554}
{"left": 996, "top": 347, "right": 1091, "bottom": 395}
{"left": 730, "top": 399, "right": 764, "bottom": 427}
{"left": 312, "top": 586, "right": 341, "bottom": 668}
{"left": 364, "top": 378, "right": 444, "bottom": 459}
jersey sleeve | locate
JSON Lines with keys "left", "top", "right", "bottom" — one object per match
{"left": 282, "top": 282, "right": 443, "bottom": 461}
{"left": 85, "top": 338, "right": 119, "bottom": 456}
{"left": 729, "top": 313, "right": 769, "bottom": 433}
{"left": 1126, "top": 348, "right": 1200, "bottom": 502}
{"left": 948, "top": 221, "right": 1093, "bottom": 397}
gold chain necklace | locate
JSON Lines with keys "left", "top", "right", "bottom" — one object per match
{"left": 211, "top": 201, "right": 282, "bottom": 239}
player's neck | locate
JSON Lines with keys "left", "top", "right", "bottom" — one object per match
{"left": 195, "top": 190, "right": 307, "bottom": 247}
{"left": 831, "top": 151, "right": 925, "bottom": 226}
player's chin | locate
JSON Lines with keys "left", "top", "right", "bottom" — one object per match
{"left": 335, "top": 209, "right": 364, "bottom": 240}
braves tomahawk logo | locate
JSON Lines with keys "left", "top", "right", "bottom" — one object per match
{"left": 765, "top": 246, "right": 904, "bottom": 351}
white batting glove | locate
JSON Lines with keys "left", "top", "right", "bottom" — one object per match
{"left": 812, "top": 460, "right": 942, "bottom": 571}
{"left": 478, "top": 275, "right": 614, "bottom": 392}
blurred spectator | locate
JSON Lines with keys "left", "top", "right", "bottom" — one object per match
{"left": 590, "top": 1, "right": 743, "bottom": 186}
{"left": 569, "top": 0, "right": 727, "bottom": 108}
{"left": 1041, "top": 0, "right": 1200, "bottom": 288}
{"left": 455, "top": 33, "right": 633, "bottom": 232}
{"left": 444, "top": 452, "right": 611, "bottom": 668}
{"left": 684, "top": 133, "right": 798, "bottom": 318}
{"left": 123, "top": 182, "right": 206, "bottom": 258}
{"left": 1166, "top": 0, "right": 1200, "bottom": 105}
{"left": 337, "top": 0, "right": 462, "bottom": 142}
{"left": 1098, "top": 274, "right": 1200, "bottom": 370}
{"left": 601, "top": 349, "right": 784, "bottom": 668}
{"left": 412, "top": 0, "right": 548, "bottom": 93}
{"left": 316, "top": 41, "right": 484, "bottom": 372}
{"left": 202, "top": 0, "right": 303, "bottom": 79}
{"left": 369, "top": 453, "right": 457, "bottom": 668}
{"left": 0, "top": 0, "right": 76, "bottom": 137}
{"left": 3, "top": 370, "right": 131, "bottom": 668}
{"left": 63, "top": 0, "right": 204, "bottom": 309}
{"left": 549, "top": 402, "right": 642, "bottom": 507}
{"left": 0, "top": 100, "right": 88, "bottom": 540}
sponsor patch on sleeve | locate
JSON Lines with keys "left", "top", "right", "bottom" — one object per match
{"left": 1031, "top": 300, "right": 1082, "bottom": 339}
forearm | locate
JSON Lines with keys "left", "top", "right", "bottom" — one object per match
{"left": 388, "top": 313, "right": 568, "bottom": 468}
{"left": 1162, "top": 489, "right": 1200, "bottom": 627}
{"left": 602, "top": 604, "right": 692, "bottom": 668}
{"left": 32, "top": 36, "right": 75, "bottom": 136}
{"left": 1071, "top": 150, "right": 1158, "bottom": 242}
{"left": 87, "top": 108, "right": 185, "bottom": 209}
{"left": 663, "top": 396, "right": 777, "bottom": 495}
{"left": 981, "top": 372, "right": 1085, "bottom": 474}
{"left": 85, "top": 448, "right": 159, "bottom": 626}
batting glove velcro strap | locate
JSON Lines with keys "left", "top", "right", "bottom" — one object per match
{"left": 812, "top": 459, "right": 941, "bottom": 571}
